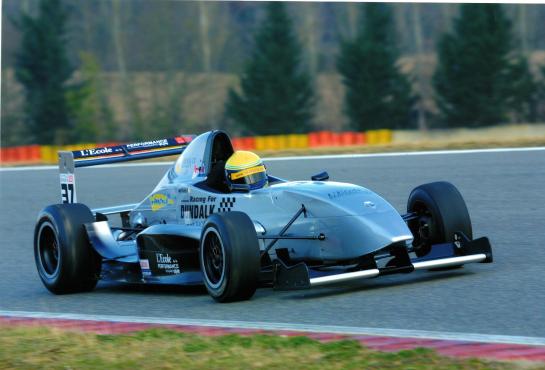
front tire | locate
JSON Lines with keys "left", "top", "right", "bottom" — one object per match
{"left": 407, "top": 181, "right": 472, "bottom": 258}
{"left": 34, "top": 203, "right": 101, "bottom": 294}
{"left": 199, "top": 212, "right": 260, "bottom": 302}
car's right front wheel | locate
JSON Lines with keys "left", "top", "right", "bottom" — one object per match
{"left": 199, "top": 212, "right": 260, "bottom": 302}
{"left": 34, "top": 203, "right": 101, "bottom": 294}
{"left": 407, "top": 181, "right": 473, "bottom": 258}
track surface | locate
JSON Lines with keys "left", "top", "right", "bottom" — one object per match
{"left": 1, "top": 150, "right": 544, "bottom": 338}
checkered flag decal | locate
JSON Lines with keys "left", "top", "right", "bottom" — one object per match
{"left": 218, "top": 197, "right": 236, "bottom": 213}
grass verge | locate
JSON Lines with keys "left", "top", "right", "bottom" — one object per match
{"left": 0, "top": 326, "right": 540, "bottom": 370}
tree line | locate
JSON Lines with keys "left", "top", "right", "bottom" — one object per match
{"left": 6, "top": 1, "right": 545, "bottom": 144}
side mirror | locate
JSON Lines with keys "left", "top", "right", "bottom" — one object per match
{"left": 311, "top": 171, "right": 329, "bottom": 181}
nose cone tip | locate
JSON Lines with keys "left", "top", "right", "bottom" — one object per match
{"left": 352, "top": 213, "right": 413, "bottom": 248}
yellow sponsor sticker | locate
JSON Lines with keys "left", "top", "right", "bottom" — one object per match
{"left": 150, "top": 193, "right": 174, "bottom": 212}
{"left": 230, "top": 165, "right": 265, "bottom": 180}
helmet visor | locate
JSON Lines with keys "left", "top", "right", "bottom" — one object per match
{"left": 230, "top": 165, "right": 268, "bottom": 188}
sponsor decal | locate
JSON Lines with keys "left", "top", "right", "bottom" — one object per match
{"left": 60, "top": 173, "right": 75, "bottom": 184}
{"left": 181, "top": 204, "right": 215, "bottom": 220}
{"left": 150, "top": 193, "right": 175, "bottom": 212}
{"left": 218, "top": 197, "right": 236, "bottom": 212}
{"left": 193, "top": 164, "right": 206, "bottom": 177}
{"left": 126, "top": 139, "right": 168, "bottom": 150}
{"left": 176, "top": 157, "right": 206, "bottom": 178}
{"left": 139, "top": 259, "right": 152, "bottom": 276}
{"left": 78, "top": 147, "right": 114, "bottom": 157}
{"left": 183, "top": 210, "right": 192, "bottom": 225}
{"left": 59, "top": 173, "right": 76, "bottom": 204}
{"left": 230, "top": 165, "right": 265, "bottom": 180}
{"left": 327, "top": 188, "right": 364, "bottom": 200}
{"left": 155, "top": 253, "right": 180, "bottom": 274}
{"left": 182, "top": 195, "right": 216, "bottom": 204}
{"left": 180, "top": 196, "right": 236, "bottom": 224}
{"left": 140, "top": 259, "right": 150, "bottom": 269}
{"left": 180, "top": 157, "right": 197, "bottom": 169}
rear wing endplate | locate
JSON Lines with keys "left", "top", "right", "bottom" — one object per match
{"left": 58, "top": 136, "right": 194, "bottom": 207}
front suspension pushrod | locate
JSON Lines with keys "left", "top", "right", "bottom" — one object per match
{"left": 260, "top": 204, "right": 306, "bottom": 258}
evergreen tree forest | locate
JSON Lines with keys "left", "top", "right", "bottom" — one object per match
{"left": 225, "top": 2, "right": 314, "bottom": 135}
{"left": 433, "top": 4, "right": 537, "bottom": 127}
{"left": 2, "top": 1, "right": 545, "bottom": 145}
{"left": 13, "top": 0, "right": 74, "bottom": 144}
{"left": 337, "top": 3, "right": 413, "bottom": 130}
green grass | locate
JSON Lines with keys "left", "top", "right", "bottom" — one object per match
{"left": 1, "top": 326, "right": 538, "bottom": 370}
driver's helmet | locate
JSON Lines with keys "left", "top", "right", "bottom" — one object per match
{"left": 225, "top": 151, "right": 268, "bottom": 190}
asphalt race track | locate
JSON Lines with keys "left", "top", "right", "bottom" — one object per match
{"left": 1, "top": 149, "right": 544, "bottom": 338}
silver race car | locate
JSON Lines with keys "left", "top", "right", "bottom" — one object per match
{"left": 34, "top": 130, "right": 493, "bottom": 302}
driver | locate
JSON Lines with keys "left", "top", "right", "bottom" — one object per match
{"left": 225, "top": 151, "right": 268, "bottom": 191}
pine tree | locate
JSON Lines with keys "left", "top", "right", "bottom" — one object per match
{"left": 504, "top": 57, "right": 539, "bottom": 123}
{"left": 225, "top": 2, "right": 314, "bottom": 135}
{"left": 66, "top": 52, "right": 115, "bottom": 142}
{"left": 433, "top": 4, "right": 537, "bottom": 127}
{"left": 14, "top": 0, "right": 74, "bottom": 144}
{"left": 536, "top": 66, "right": 545, "bottom": 122}
{"left": 337, "top": 3, "right": 413, "bottom": 130}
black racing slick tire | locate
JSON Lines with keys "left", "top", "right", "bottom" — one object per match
{"left": 34, "top": 203, "right": 101, "bottom": 294}
{"left": 407, "top": 181, "right": 473, "bottom": 258}
{"left": 199, "top": 212, "right": 260, "bottom": 303}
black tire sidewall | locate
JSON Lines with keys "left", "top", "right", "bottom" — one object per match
{"left": 407, "top": 181, "right": 473, "bottom": 248}
{"left": 34, "top": 218, "right": 63, "bottom": 285}
{"left": 200, "top": 212, "right": 260, "bottom": 302}
{"left": 408, "top": 188, "right": 445, "bottom": 246}
{"left": 34, "top": 203, "right": 99, "bottom": 294}
{"left": 200, "top": 222, "right": 230, "bottom": 297}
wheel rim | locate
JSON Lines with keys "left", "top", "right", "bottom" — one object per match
{"left": 37, "top": 221, "right": 60, "bottom": 278}
{"left": 202, "top": 228, "right": 225, "bottom": 289}
{"left": 408, "top": 201, "right": 434, "bottom": 256}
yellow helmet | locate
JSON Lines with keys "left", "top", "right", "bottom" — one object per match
{"left": 225, "top": 151, "right": 268, "bottom": 190}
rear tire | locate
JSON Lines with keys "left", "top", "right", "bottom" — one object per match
{"left": 199, "top": 212, "right": 260, "bottom": 302}
{"left": 34, "top": 203, "right": 101, "bottom": 294}
{"left": 407, "top": 181, "right": 472, "bottom": 258}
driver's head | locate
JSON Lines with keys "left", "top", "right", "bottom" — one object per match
{"left": 225, "top": 151, "right": 268, "bottom": 190}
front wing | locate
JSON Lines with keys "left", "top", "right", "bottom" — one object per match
{"left": 273, "top": 232, "right": 493, "bottom": 290}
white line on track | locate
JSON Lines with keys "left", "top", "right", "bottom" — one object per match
{"left": 264, "top": 146, "right": 545, "bottom": 161}
{"left": 1, "top": 146, "right": 545, "bottom": 172}
{"left": 1, "top": 310, "right": 544, "bottom": 346}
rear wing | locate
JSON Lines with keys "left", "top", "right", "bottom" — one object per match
{"left": 58, "top": 136, "right": 194, "bottom": 209}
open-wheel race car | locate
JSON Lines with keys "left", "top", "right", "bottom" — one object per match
{"left": 34, "top": 130, "right": 493, "bottom": 302}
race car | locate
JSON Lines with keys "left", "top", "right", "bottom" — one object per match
{"left": 34, "top": 130, "right": 493, "bottom": 302}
